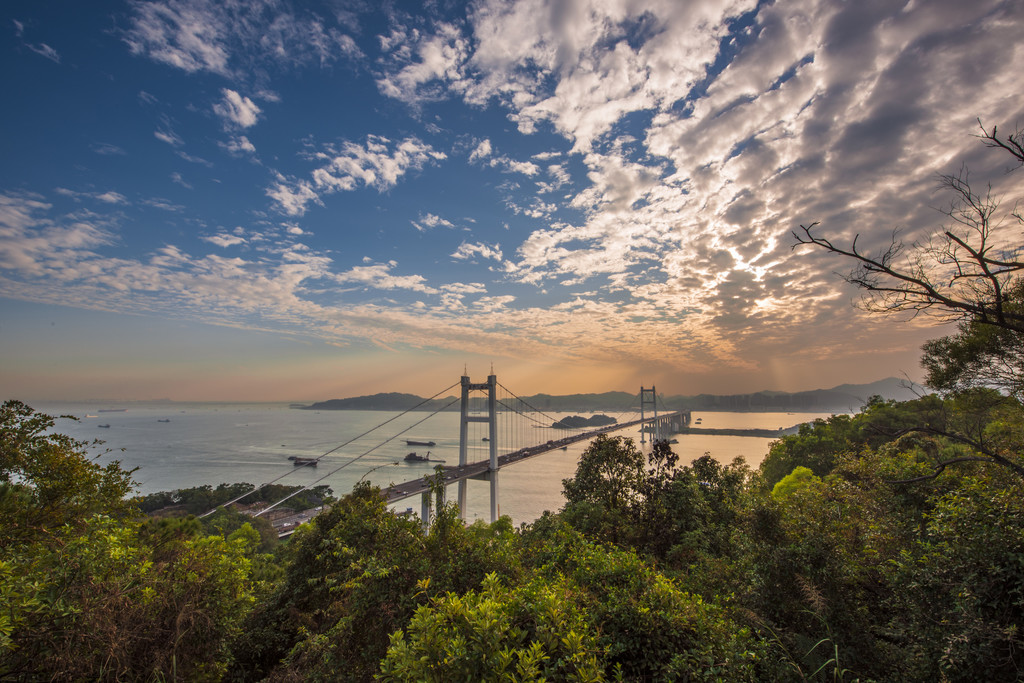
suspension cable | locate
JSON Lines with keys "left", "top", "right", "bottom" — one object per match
{"left": 199, "top": 381, "right": 460, "bottom": 517}
{"left": 254, "top": 396, "right": 461, "bottom": 517}
{"left": 496, "top": 382, "right": 585, "bottom": 427}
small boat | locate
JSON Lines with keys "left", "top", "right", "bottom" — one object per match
{"left": 157, "top": 419, "right": 171, "bottom": 423}
{"left": 404, "top": 451, "right": 444, "bottom": 463}
{"left": 85, "top": 414, "right": 98, "bottom": 418}
{"left": 292, "top": 457, "right": 318, "bottom": 467}
{"left": 406, "top": 439, "right": 436, "bottom": 447}
{"left": 98, "top": 424, "right": 110, "bottom": 428}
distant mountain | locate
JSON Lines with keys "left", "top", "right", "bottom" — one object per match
{"left": 663, "top": 377, "right": 920, "bottom": 413}
{"left": 298, "top": 378, "right": 920, "bottom": 413}
{"left": 302, "top": 392, "right": 455, "bottom": 412}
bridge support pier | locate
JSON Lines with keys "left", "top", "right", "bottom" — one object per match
{"left": 640, "top": 386, "right": 658, "bottom": 443}
{"left": 458, "top": 374, "right": 499, "bottom": 523}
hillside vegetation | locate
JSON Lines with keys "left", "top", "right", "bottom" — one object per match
{"left": 2, "top": 390, "right": 1022, "bottom": 681}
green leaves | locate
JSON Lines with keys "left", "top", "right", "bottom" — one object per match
{"left": 1, "top": 401, "right": 136, "bottom": 546}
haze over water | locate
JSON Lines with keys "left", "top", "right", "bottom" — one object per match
{"left": 39, "top": 402, "right": 834, "bottom": 525}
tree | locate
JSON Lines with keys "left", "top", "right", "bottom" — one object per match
{"left": 793, "top": 123, "right": 1024, "bottom": 335}
{"left": 560, "top": 434, "right": 647, "bottom": 545}
{"left": 0, "top": 400, "right": 136, "bottom": 546}
{"left": 920, "top": 280, "right": 1024, "bottom": 399}
{"left": 378, "top": 572, "right": 605, "bottom": 682}
{"left": 0, "top": 403, "right": 259, "bottom": 680}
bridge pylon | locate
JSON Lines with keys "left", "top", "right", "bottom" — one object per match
{"left": 640, "top": 385, "right": 660, "bottom": 443}
{"left": 458, "top": 374, "right": 499, "bottom": 522}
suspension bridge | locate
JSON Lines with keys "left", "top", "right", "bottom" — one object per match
{"left": 201, "top": 375, "right": 688, "bottom": 536}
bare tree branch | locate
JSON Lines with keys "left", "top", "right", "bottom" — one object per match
{"left": 881, "top": 424, "right": 1024, "bottom": 479}
{"left": 793, "top": 122, "right": 1024, "bottom": 335}
{"left": 977, "top": 120, "right": 1024, "bottom": 168}
{"left": 884, "top": 456, "right": 997, "bottom": 484}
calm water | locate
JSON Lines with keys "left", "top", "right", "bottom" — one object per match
{"left": 35, "top": 403, "right": 836, "bottom": 525}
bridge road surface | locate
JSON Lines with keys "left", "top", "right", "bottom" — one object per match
{"left": 271, "top": 413, "right": 681, "bottom": 536}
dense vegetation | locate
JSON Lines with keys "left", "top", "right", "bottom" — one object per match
{"left": 2, "top": 126, "right": 1022, "bottom": 680}
{"left": 3, "top": 391, "right": 1022, "bottom": 681}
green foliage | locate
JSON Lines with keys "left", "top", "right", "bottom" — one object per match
{"left": 0, "top": 400, "right": 136, "bottom": 546}
{"left": 758, "top": 392, "right": 1024, "bottom": 487}
{"left": 922, "top": 281, "right": 1024, "bottom": 400}
{"left": 379, "top": 572, "right": 605, "bottom": 682}
{"left": 229, "top": 482, "right": 525, "bottom": 682}
{"left": 1, "top": 515, "right": 258, "bottom": 680}
{"left": 201, "top": 506, "right": 279, "bottom": 553}
{"left": 886, "top": 475, "right": 1024, "bottom": 681}
{"left": 529, "top": 524, "right": 763, "bottom": 681}
{"left": 136, "top": 482, "right": 332, "bottom": 515}
{"left": 5, "top": 390, "right": 1024, "bottom": 681}
{"left": 771, "top": 466, "right": 820, "bottom": 499}
{"left": 563, "top": 434, "right": 645, "bottom": 509}
{"left": 0, "top": 401, "right": 264, "bottom": 680}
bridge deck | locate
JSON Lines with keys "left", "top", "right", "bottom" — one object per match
{"left": 382, "top": 413, "right": 681, "bottom": 504}
{"left": 273, "top": 411, "right": 683, "bottom": 536}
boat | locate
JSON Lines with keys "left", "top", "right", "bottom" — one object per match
{"left": 157, "top": 419, "right": 171, "bottom": 423}
{"left": 85, "top": 414, "right": 98, "bottom": 418}
{"left": 405, "top": 439, "right": 436, "bottom": 447}
{"left": 98, "top": 424, "right": 110, "bottom": 428}
{"left": 404, "top": 451, "right": 444, "bottom": 463}
{"left": 292, "top": 457, "right": 318, "bottom": 467}
{"left": 99, "top": 408, "right": 127, "bottom": 413}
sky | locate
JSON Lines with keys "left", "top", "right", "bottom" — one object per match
{"left": 1, "top": 0, "right": 1022, "bottom": 402}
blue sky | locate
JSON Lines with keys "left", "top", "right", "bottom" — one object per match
{"left": 2, "top": 0, "right": 1022, "bottom": 402}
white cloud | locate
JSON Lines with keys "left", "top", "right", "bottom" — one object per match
{"left": 489, "top": 156, "right": 540, "bottom": 176}
{"left": 469, "top": 139, "right": 492, "bottom": 162}
{"left": 202, "top": 233, "right": 246, "bottom": 248}
{"left": 213, "top": 88, "right": 261, "bottom": 128}
{"left": 451, "top": 241, "right": 503, "bottom": 261}
{"left": 473, "top": 295, "right": 515, "bottom": 312}
{"left": 376, "top": 22, "right": 470, "bottom": 102}
{"left": 335, "top": 261, "right": 437, "bottom": 294}
{"left": 411, "top": 212, "right": 454, "bottom": 232}
{"left": 27, "top": 43, "right": 60, "bottom": 63}
{"left": 95, "top": 191, "right": 128, "bottom": 204}
{"left": 220, "top": 135, "right": 257, "bottom": 155}
{"left": 52, "top": 188, "right": 129, "bottom": 205}
{"left": 154, "top": 129, "right": 183, "bottom": 146}
{"left": 124, "top": 0, "right": 361, "bottom": 78}
{"left": 169, "top": 172, "right": 192, "bottom": 189}
{"left": 269, "top": 135, "right": 446, "bottom": 215}
{"left": 92, "top": 142, "right": 127, "bottom": 156}
{"left": 175, "top": 150, "right": 213, "bottom": 167}
{"left": 266, "top": 173, "right": 321, "bottom": 217}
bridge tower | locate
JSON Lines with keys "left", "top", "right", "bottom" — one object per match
{"left": 640, "top": 385, "right": 658, "bottom": 443}
{"left": 458, "top": 374, "right": 499, "bottom": 522}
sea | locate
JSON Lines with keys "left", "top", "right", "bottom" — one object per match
{"left": 34, "top": 402, "right": 837, "bottom": 526}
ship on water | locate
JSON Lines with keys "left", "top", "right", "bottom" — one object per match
{"left": 404, "top": 451, "right": 444, "bottom": 463}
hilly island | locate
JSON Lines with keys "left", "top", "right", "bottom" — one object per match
{"left": 299, "top": 377, "right": 917, "bottom": 413}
